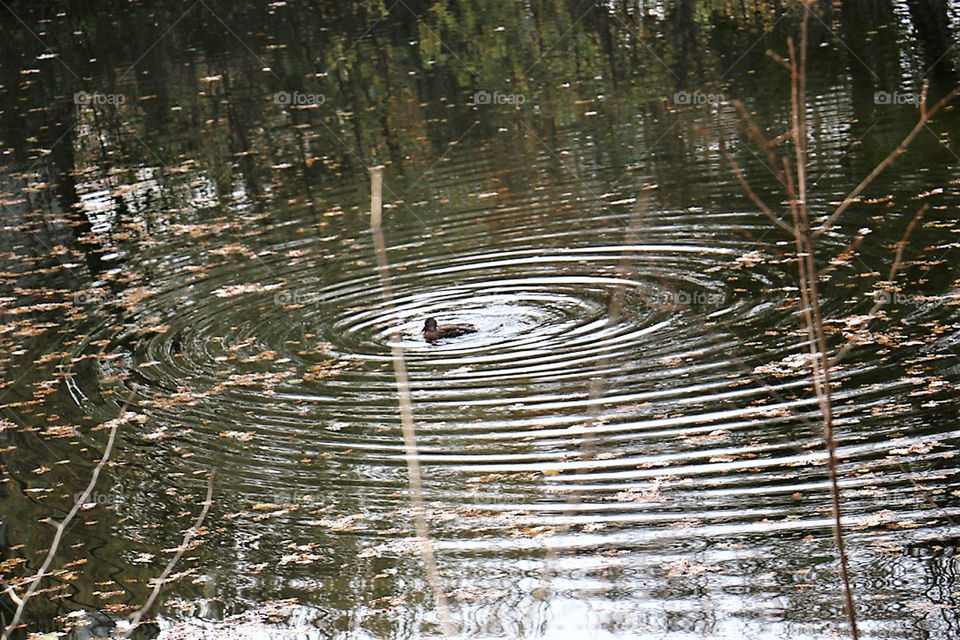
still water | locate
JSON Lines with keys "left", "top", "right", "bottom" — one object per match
{"left": 1, "top": 1, "right": 959, "bottom": 638}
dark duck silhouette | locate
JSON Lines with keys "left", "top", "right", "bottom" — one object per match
{"left": 423, "top": 317, "right": 476, "bottom": 342}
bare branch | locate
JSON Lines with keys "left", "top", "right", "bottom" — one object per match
{"left": 788, "top": 33, "right": 809, "bottom": 234}
{"left": 127, "top": 469, "right": 216, "bottom": 633}
{"left": 721, "top": 141, "right": 794, "bottom": 234}
{"left": 729, "top": 99, "right": 790, "bottom": 180}
{"left": 831, "top": 204, "right": 929, "bottom": 367}
{"left": 1, "top": 388, "right": 138, "bottom": 640}
{"left": 821, "top": 231, "right": 868, "bottom": 280}
{"left": 0, "top": 581, "right": 22, "bottom": 607}
{"left": 766, "top": 49, "right": 792, "bottom": 72}
{"left": 814, "top": 85, "right": 958, "bottom": 238}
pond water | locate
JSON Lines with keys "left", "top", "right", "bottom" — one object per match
{"left": 1, "top": 1, "right": 959, "bottom": 638}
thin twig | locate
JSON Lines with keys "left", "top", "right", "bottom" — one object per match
{"left": 789, "top": 165, "right": 860, "bottom": 640}
{"left": 820, "top": 231, "right": 868, "bottom": 280}
{"left": 125, "top": 469, "right": 217, "bottom": 636}
{"left": 724, "top": 8, "right": 950, "bottom": 635}
{"left": 788, "top": 6, "right": 859, "bottom": 635}
{"left": 126, "top": 468, "right": 215, "bottom": 632}
{"left": 766, "top": 49, "right": 793, "bottom": 72}
{"left": 729, "top": 99, "right": 790, "bottom": 180}
{"left": 788, "top": 30, "right": 809, "bottom": 235}
{"left": 721, "top": 140, "right": 794, "bottom": 234}
{"left": 730, "top": 99, "right": 786, "bottom": 151}
{"left": 797, "top": 229, "right": 860, "bottom": 640}
{"left": 831, "top": 204, "right": 928, "bottom": 368}
{"left": 1, "top": 388, "right": 138, "bottom": 640}
{"left": 784, "top": 158, "right": 816, "bottom": 368}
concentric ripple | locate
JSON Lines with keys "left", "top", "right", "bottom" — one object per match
{"left": 46, "top": 146, "right": 960, "bottom": 640}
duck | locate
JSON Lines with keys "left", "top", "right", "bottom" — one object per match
{"left": 423, "top": 317, "right": 476, "bottom": 342}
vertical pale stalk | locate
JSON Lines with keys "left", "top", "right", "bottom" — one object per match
{"left": 369, "top": 166, "right": 454, "bottom": 638}
{"left": 583, "top": 193, "right": 649, "bottom": 460}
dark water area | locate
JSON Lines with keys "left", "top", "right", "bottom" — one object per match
{"left": 1, "top": 0, "right": 959, "bottom": 638}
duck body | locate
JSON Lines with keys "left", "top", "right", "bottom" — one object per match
{"left": 423, "top": 317, "right": 476, "bottom": 342}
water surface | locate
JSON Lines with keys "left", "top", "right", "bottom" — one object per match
{"left": 1, "top": 1, "right": 959, "bottom": 638}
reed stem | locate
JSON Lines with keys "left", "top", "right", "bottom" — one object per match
{"left": 369, "top": 166, "right": 454, "bottom": 638}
